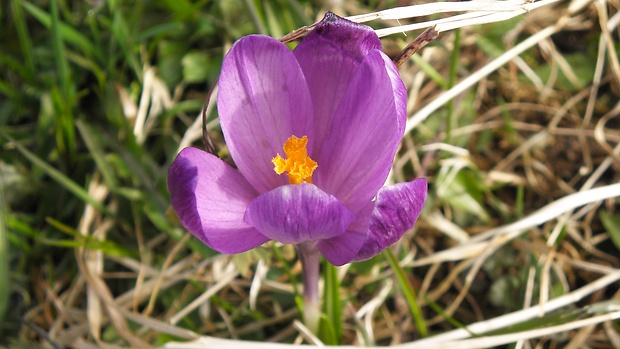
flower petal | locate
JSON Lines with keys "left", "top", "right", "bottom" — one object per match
{"left": 218, "top": 35, "right": 315, "bottom": 193}
{"left": 293, "top": 13, "right": 381, "bottom": 151}
{"left": 168, "top": 147, "right": 269, "bottom": 253}
{"left": 314, "top": 50, "right": 407, "bottom": 212}
{"left": 318, "top": 202, "right": 373, "bottom": 266}
{"left": 244, "top": 183, "right": 355, "bottom": 245}
{"left": 352, "top": 178, "right": 428, "bottom": 262}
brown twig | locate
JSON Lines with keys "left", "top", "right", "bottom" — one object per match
{"left": 279, "top": 23, "right": 317, "bottom": 44}
{"left": 201, "top": 78, "right": 218, "bottom": 155}
{"left": 393, "top": 26, "right": 439, "bottom": 67}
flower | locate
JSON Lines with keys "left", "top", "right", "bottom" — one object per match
{"left": 168, "top": 12, "right": 427, "bottom": 266}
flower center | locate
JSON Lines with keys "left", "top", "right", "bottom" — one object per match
{"left": 272, "top": 135, "right": 317, "bottom": 185}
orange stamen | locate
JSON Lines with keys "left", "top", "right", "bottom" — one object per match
{"left": 272, "top": 135, "right": 317, "bottom": 184}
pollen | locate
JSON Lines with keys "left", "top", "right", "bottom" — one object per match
{"left": 272, "top": 135, "right": 317, "bottom": 184}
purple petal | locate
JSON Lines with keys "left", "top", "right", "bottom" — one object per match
{"left": 244, "top": 183, "right": 355, "bottom": 245}
{"left": 168, "top": 147, "right": 269, "bottom": 253}
{"left": 293, "top": 13, "right": 381, "bottom": 153}
{"left": 218, "top": 35, "right": 315, "bottom": 194}
{"left": 352, "top": 178, "right": 428, "bottom": 262}
{"left": 313, "top": 50, "right": 407, "bottom": 212}
{"left": 306, "top": 12, "right": 382, "bottom": 61}
{"left": 318, "top": 202, "right": 373, "bottom": 266}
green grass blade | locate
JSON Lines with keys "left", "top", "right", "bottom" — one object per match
{"left": 49, "top": 0, "right": 76, "bottom": 158}
{"left": 75, "top": 120, "right": 118, "bottom": 190}
{"left": 318, "top": 314, "right": 337, "bottom": 345}
{"left": 516, "top": 184, "right": 525, "bottom": 219}
{"left": 263, "top": 1, "right": 284, "bottom": 38}
{"left": 157, "top": 0, "right": 194, "bottom": 19}
{"left": 287, "top": 0, "right": 312, "bottom": 25}
{"left": 271, "top": 244, "right": 299, "bottom": 297}
{"left": 423, "top": 294, "right": 475, "bottom": 336}
{"left": 51, "top": 86, "right": 76, "bottom": 159}
{"left": 20, "top": 1, "right": 98, "bottom": 58}
{"left": 45, "top": 217, "right": 134, "bottom": 257}
{"left": 410, "top": 54, "right": 448, "bottom": 88}
{"left": 65, "top": 51, "right": 106, "bottom": 88}
{"left": 0, "top": 132, "right": 110, "bottom": 216}
{"left": 134, "top": 22, "right": 186, "bottom": 42}
{"left": 498, "top": 98, "right": 517, "bottom": 145}
{"left": 110, "top": 1, "right": 141, "bottom": 80}
{"left": 384, "top": 248, "right": 428, "bottom": 338}
{"left": 321, "top": 260, "right": 342, "bottom": 344}
{"left": 50, "top": 0, "right": 69, "bottom": 97}
{"left": 11, "top": 0, "right": 36, "bottom": 78}
{"left": 243, "top": 0, "right": 267, "bottom": 35}
{"left": 271, "top": 244, "right": 305, "bottom": 324}
{"left": 446, "top": 28, "right": 461, "bottom": 143}
{"left": 600, "top": 211, "right": 620, "bottom": 252}
{"left": 476, "top": 34, "right": 505, "bottom": 58}
{"left": 0, "top": 80, "right": 17, "bottom": 99}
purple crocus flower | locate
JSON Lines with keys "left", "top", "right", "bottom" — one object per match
{"left": 168, "top": 13, "right": 427, "bottom": 267}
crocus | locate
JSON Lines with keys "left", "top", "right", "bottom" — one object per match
{"left": 168, "top": 13, "right": 427, "bottom": 267}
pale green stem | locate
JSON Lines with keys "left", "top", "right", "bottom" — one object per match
{"left": 296, "top": 242, "right": 321, "bottom": 335}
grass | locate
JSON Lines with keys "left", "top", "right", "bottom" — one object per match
{"left": 1, "top": 0, "right": 620, "bottom": 348}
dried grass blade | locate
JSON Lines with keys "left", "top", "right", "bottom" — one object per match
{"left": 170, "top": 269, "right": 239, "bottom": 325}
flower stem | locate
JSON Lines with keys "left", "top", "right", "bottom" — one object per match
{"left": 296, "top": 242, "right": 321, "bottom": 335}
